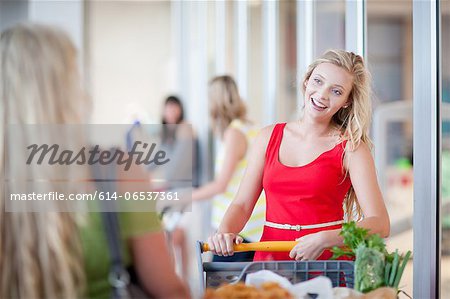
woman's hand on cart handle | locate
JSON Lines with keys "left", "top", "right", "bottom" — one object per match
{"left": 289, "top": 231, "right": 329, "bottom": 261}
{"left": 207, "top": 233, "right": 243, "bottom": 256}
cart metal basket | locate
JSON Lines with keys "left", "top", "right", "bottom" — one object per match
{"left": 196, "top": 241, "right": 354, "bottom": 290}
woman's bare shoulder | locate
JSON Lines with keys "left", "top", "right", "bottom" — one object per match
{"left": 346, "top": 140, "right": 372, "bottom": 156}
{"left": 344, "top": 140, "right": 373, "bottom": 169}
{"left": 257, "top": 124, "right": 278, "bottom": 143}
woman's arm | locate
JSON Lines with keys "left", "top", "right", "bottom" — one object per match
{"left": 290, "top": 142, "right": 390, "bottom": 260}
{"left": 130, "top": 231, "right": 190, "bottom": 299}
{"left": 192, "top": 127, "right": 247, "bottom": 201}
{"left": 344, "top": 142, "right": 390, "bottom": 237}
{"left": 208, "top": 125, "right": 274, "bottom": 256}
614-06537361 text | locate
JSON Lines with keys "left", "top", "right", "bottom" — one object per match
{"left": 9, "top": 191, "right": 179, "bottom": 201}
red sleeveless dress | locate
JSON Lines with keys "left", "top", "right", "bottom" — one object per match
{"left": 253, "top": 123, "right": 352, "bottom": 261}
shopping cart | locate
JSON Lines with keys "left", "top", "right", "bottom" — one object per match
{"left": 196, "top": 241, "right": 354, "bottom": 291}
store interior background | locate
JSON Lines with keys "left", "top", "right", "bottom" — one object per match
{"left": 1, "top": 0, "right": 449, "bottom": 298}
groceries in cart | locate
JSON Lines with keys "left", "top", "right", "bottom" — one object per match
{"left": 198, "top": 221, "right": 411, "bottom": 298}
{"left": 204, "top": 282, "right": 293, "bottom": 299}
{"left": 203, "top": 270, "right": 397, "bottom": 299}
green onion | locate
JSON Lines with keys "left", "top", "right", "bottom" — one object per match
{"left": 389, "top": 249, "right": 399, "bottom": 286}
{"left": 385, "top": 262, "right": 392, "bottom": 286}
{"left": 393, "top": 250, "right": 412, "bottom": 289}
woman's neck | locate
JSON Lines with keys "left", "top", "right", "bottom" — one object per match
{"left": 298, "top": 116, "right": 337, "bottom": 138}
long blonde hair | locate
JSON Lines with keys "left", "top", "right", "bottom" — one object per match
{"left": 1, "top": 24, "right": 85, "bottom": 298}
{"left": 208, "top": 75, "right": 247, "bottom": 137}
{"left": 302, "top": 49, "right": 373, "bottom": 221}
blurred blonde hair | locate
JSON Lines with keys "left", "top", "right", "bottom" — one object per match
{"left": 302, "top": 49, "right": 373, "bottom": 221}
{"left": 1, "top": 24, "right": 86, "bottom": 298}
{"left": 208, "top": 75, "right": 247, "bottom": 137}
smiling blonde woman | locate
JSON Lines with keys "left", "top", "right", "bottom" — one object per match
{"left": 208, "top": 50, "right": 390, "bottom": 262}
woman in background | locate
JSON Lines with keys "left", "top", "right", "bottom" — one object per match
{"left": 0, "top": 23, "right": 189, "bottom": 299}
{"left": 159, "top": 95, "right": 200, "bottom": 188}
{"left": 158, "top": 95, "right": 196, "bottom": 279}
{"left": 193, "top": 75, "right": 266, "bottom": 262}
{"left": 161, "top": 95, "right": 184, "bottom": 143}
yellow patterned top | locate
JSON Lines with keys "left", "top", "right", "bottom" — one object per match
{"left": 212, "top": 119, "right": 266, "bottom": 242}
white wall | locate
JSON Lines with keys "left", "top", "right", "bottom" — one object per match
{"left": 87, "top": 1, "right": 173, "bottom": 125}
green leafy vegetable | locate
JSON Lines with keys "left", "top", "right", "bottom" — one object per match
{"left": 331, "top": 222, "right": 387, "bottom": 259}
{"left": 331, "top": 221, "right": 412, "bottom": 292}
{"left": 354, "top": 245, "right": 385, "bottom": 293}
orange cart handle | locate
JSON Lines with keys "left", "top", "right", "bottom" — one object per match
{"left": 201, "top": 241, "right": 298, "bottom": 253}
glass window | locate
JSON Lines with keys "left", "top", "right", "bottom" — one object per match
{"left": 277, "top": 0, "right": 297, "bottom": 121}
{"left": 367, "top": 0, "right": 413, "bottom": 296}
{"left": 314, "top": 0, "right": 345, "bottom": 57}
{"left": 248, "top": 2, "right": 264, "bottom": 125}
{"left": 441, "top": 1, "right": 450, "bottom": 297}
